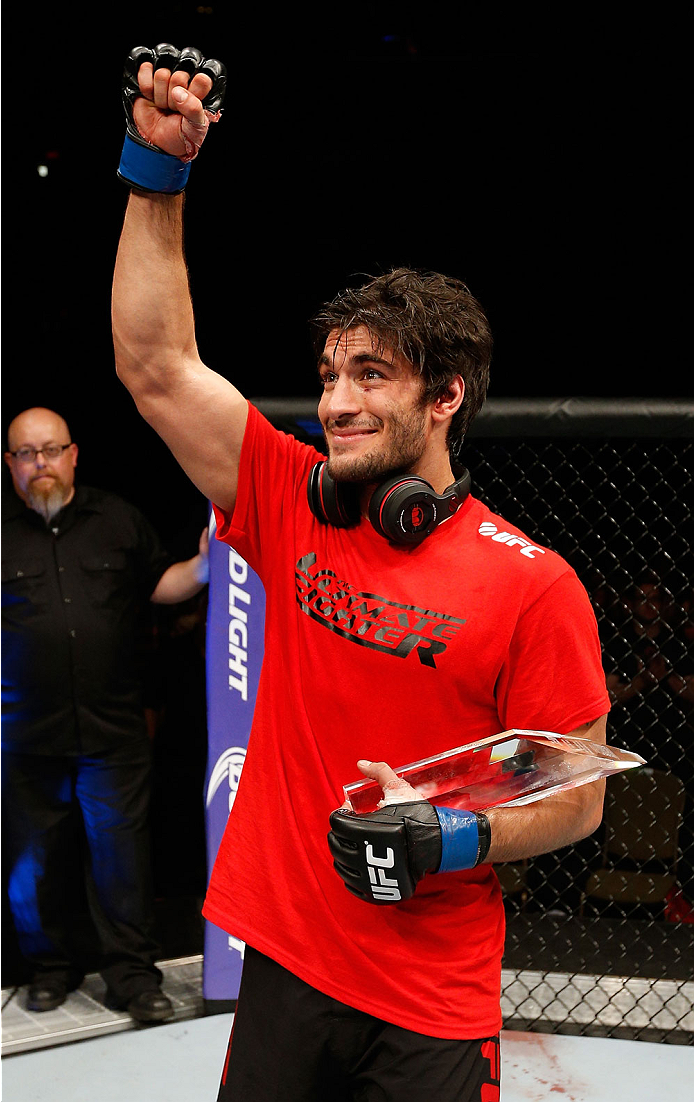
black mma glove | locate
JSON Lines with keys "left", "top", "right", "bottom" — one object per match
{"left": 328, "top": 802, "right": 491, "bottom": 905}
{"left": 118, "top": 43, "right": 226, "bottom": 194}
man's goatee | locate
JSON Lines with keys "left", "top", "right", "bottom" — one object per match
{"left": 27, "top": 481, "right": 69, "bottom": 523}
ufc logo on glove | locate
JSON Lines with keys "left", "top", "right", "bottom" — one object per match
{"left": 364, "top": 842, "right": 401, "bottom": 902}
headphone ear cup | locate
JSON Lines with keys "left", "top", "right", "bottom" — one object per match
{"left": 307, "top": 462, "right": 360, "bottom": 528}
{"left": 307, "top": 462, "right": 328, "bottom": 523}
{"left": 368, "top": 476, "right": 437, "bottom": 545}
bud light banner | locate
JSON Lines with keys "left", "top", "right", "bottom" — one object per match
{"left": 203, "top": 510, "right": 266, "bottom": 1002}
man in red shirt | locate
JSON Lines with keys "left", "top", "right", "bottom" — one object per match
{"left": 112, "top": 45, "right": 609, "bottom": 1101}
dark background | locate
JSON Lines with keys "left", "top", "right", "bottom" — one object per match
{"left": 3, "top": 2, "right": 689, "bottom": 552}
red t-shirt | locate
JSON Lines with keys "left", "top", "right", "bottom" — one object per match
{"left": 203, "top": 402, "right": 610, "bottom": 1039}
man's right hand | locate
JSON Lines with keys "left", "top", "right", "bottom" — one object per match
{"left": 123, "top": 44, "right": 226, "bottom": 165}
{"left": 113, "top": 41, "right": 247, "bottom": 517}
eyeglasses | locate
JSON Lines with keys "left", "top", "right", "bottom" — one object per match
{"left": 9, "top": 444, "right": 72, "bottom": 463}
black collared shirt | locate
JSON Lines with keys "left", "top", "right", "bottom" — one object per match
{"left": 2, "top": 484, "right": 173, "bottom": 755}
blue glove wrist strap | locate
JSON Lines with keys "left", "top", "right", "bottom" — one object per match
{"left": 118, "top": 133, "right": 191, "bottom": 194}
{"left": 434, "top": 806, "right": 482, "bottom": 872}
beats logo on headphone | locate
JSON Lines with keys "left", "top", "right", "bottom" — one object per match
{"left": 307, "top": 461, "right": 471, "bottom": 546}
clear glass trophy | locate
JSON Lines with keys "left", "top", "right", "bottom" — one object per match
{"left": 343, "top": 729, "right": 645, "bottom": 815}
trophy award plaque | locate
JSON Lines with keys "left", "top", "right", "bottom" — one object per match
{"left": 343, "top": 729, "right": 645, "bottom": 815}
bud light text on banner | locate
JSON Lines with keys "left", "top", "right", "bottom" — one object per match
{"left": 203, "top": 510, "right": 266, "bottom": 1002}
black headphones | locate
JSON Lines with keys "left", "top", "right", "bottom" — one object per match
{"left": 307, "top": 461, "right": 471, "bottom": 546}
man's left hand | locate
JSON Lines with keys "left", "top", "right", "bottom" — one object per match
{"left": 327, "top": 759, "right": 441, "bottom": 905}
{"left": 327, "top": 759, "right": 490, "bottom": 905}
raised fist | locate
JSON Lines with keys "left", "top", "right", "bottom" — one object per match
{"left": 122, "top": 44, "right": 226, "bottom": 163}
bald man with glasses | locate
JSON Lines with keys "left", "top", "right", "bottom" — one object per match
{"left": 2, "top": 406, "right": 209, "bottom": 1022}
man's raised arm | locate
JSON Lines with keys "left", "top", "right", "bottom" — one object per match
{"left": 112, "top": 45, "right": 247, "bottom": 514}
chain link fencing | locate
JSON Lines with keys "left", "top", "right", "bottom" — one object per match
{"left": 258, "top": 396, "right": 694, "bottom": 1045}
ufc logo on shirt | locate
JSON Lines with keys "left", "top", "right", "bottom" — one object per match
{"left": 365, "top": 841, "right": 402, "bottom": 902}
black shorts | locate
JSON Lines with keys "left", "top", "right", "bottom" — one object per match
{"left": 217, "top": 947, "right": 500, "bottom": 1102}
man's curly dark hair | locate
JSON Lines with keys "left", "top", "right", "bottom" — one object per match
{"left": 310, "top": 268, "right": 493, "bottom": 451}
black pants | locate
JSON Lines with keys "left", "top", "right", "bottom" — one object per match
{"left": 218, "top": 947, "right": 501, "bottom": 1102}
{"left": 2, "top": 749, "right": 162, "bottom": 1003}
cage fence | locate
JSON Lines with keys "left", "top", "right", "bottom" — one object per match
{"left": 258, "top": 396, "right": 694, "bottom": 1045}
